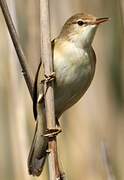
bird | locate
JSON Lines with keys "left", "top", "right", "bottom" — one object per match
{"left": 28, "top": 13, "right": 109, "bottom": 176}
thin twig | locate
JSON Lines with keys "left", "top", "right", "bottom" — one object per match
{"left": 118, "top": 0, "right": 124, "bottom": 31}
{"left": 39, "top": 0, "right": 63, "bottom": 179}
{"left": 0, "top": 0, "right": 33, "bottom": 98}
{"left": 101, "top": 141, "right": 116, "bottom": 180}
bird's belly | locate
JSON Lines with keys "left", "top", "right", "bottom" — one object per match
{"left": 54, "top": 56, "right": 93, "bottom": 118}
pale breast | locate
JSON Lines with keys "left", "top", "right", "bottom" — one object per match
{"left": 53, "top": 40, "right": 95, "bottom": 118}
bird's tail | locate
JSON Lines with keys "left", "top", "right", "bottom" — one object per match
{"left": 28, "top": 108, "right": 48, "bottom": 176}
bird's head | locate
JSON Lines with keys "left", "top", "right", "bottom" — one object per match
{"left": 59, "top": 13, "right": 109, "bottom": 48}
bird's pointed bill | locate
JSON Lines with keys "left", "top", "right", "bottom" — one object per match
{"left": 95, "top": 17, "right": 110, "bottom": 25}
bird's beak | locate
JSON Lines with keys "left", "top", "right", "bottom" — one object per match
{"left": 94, "top": 17, "right": 110, "bottom": 25}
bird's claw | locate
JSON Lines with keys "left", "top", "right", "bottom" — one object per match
{"left": 43, "top": 127, "right": 62, "bottom": 138}
{"left": 41, "top": 72, "right": 56, "bottom": 84}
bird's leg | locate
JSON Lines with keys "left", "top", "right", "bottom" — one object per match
{"left": 38, "top": 72, "right": 61, "bottom": 138}
{"left": 41, "top": 72, "right": 62, "bottom": 138}
{"left": 40, "top": 72, "right": 61, "bottom": 137}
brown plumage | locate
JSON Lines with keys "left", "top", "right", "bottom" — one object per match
{"left": 28, "top": 13, "right": 109, "bottom": 176}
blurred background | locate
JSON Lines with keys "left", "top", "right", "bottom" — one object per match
{"left": 0, "top": 0, "right": 124, "bottom": 179}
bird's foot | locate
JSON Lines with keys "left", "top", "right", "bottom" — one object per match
{"left": 41, "top": 72, "right": 56, "bottom": 84}
{"left": 43, "top": 127, "right": 62, "bottom": 138}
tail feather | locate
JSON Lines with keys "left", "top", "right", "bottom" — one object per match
{"left": 28, "top": 109, "right": 48, "bottom": 176}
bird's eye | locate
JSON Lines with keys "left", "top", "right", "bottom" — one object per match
{"left": 77, "top": 20, "right": 84, "bottom": 26}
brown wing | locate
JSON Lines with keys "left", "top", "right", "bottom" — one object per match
{"left": 33, "top": 61, "right": 41, "bottom": 120}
